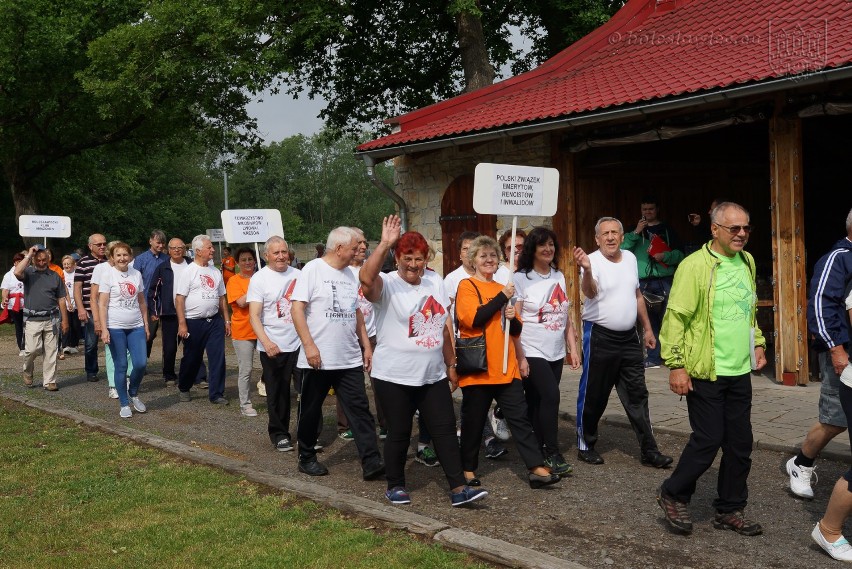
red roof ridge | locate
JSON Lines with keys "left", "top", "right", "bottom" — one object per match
{"left": 393, "top": 0, "right": 670, "bottom": 132}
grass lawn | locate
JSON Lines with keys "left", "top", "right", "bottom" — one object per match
{"left": 0, "top": 398, "right": 489, "bottom": 569}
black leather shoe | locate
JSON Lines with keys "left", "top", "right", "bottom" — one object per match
{"left": 362, "top": 459, "right": 385, "bottom": 481}
{"left": 641, "top": 452, "right": 673, "bottom": 469}
{"left": 465, "top": 477, "right": 482, "bottom": 487}
{"left": 298, "top": 459, "right": 329, "bottom": 476}
{"left": 529, "top": 472, "right": 561, "bottom": 489}
{"left": 577, "top": 448, "right": 604, "bottom": 465}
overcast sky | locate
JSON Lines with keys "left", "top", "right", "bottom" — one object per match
{"left": 246, "top": 88, "right": 327, "bottom": 142}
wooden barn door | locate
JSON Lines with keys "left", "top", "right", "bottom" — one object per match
{"left": 440, "top": 175, "right": 496, "bottom": 275}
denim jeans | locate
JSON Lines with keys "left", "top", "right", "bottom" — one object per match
{"left": 639, "top": 277, "right": 672, "bottom": 365}
{"left": 107, "top": 327, "right": 148, "bottom": 407}
{"left": 83, "top": 312, "right": 99, "bottom": 376}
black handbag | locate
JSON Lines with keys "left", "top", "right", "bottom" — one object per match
{"left": 454, "top": 279, "right": 488, "bottom": 375}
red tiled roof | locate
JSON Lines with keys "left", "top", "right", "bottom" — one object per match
{"left": 358, "top": 0, "right": 852, "bottom": 153}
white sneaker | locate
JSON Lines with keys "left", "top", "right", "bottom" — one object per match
{"left": 108, "top": 388, "right": 119, "bottom": 399}
{"left": 119, "top": 406, "right": 132, "bottom": 419}
{"left": 812, "top": 523, "right": 852, "bottom": 561}
{"left": 787, "top": 456, "right": 816, "bottom": 499}
{"left": 19, "top": 350, "right": 25, "bottom": 356}
{"left": 240, "top": 405, "right": 258, "bottom": 417}
{"left": 67, "top": 347, "right": 79, "bottom": 354}
{"left": 257, "top": 380, "right": 267, "bottom": 397}
{"left": 488, "top": 407, "right": 511, "bottom": 441}
{"left": 131, "top": 396, "right": 147, "bottom": 413}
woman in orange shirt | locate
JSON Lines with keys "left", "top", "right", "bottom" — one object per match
{"left": 455, "top": 236, "right": 560, "bottom": 489}
{"left": 221, "top": 247, "right": 236, "bottom": 284}
{"left": 227, "top": 247, "right": 258, "bottom": 416}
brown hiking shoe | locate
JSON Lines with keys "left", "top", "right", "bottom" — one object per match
{"left": 713, "top": 510, "right": 762, "bottom": 536}
{"left": 23, "top": 373, "right": 33, "bottom": 387}
{"left": 657, "top": 486, "right": 693, "bottom": 533}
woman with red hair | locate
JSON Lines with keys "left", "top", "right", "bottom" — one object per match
{"left": 360, "top": 215, "right": 487, "bottom": 508}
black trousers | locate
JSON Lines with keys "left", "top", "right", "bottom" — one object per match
{"left": 374, "top": 377, "right": 464, "bottom": 490}
{"left": 460, "top": 379, "right": 545, "bottom": 472}
{"left": 160, "top": 315, "right": 178, "bottom": 380}
{"left": 260, "top": 349, "right": 299, "bottom": 446}
{"left": 61, "top": 310, "right": 81, "bottom": 349}
{"left": 576, "top": 322, "right": 659, "bottom": 455}
{"left": 525, "top": 357, "right": 564, "bottom": 454}
{"left": 145, "top": 312, "right": 160, "bottom": 358}
{"left": 297, "top": 367, "right": 380, "bottom": 468}
{"left": 661, "top": 373, "right": 753, "bottom": 512}
{"left": 10, "top": 309, "right": 24, "bottom": 351}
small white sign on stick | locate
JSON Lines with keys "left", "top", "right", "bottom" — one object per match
{"left": 220, "top": 209, "right": 284, "bottom": 244}
{"left": 19, "top": 215, "right": 72, "bottom": 238}
{"left": 206, "top": 228, "right": 226, "bottom": 243}
{"left": 473, "top": 163, "right": 559, "bottom": 217}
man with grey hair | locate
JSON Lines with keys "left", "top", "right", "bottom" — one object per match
{"left": 292, "top": 226, "right": 384, "bottom": 478}
{"left": 572, "top": 217, "right": 671, "bottom": 469}
{"left": 658, "top": 202, "right": 766, "bottom": 536}
{"left": 787, "top": 207, "right": 852, "bottom": 499}
{"left": 248, "top": 236, "right": 302, "bottom": 446}
{"left": 74, "top": 233, "right": 108, "bottom": 381}
{"left": 175, "top": 234, "right": 231, "bottom": 404}
{"left": 131, "top": 229, "right": 167, "bottom": 356}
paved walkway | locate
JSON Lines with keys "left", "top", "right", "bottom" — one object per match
{"left": 557, "top": 366, "right": 850, "bottom": 460}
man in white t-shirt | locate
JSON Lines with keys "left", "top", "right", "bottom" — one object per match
{"left": 292, "top": 226, "right": 383, "bottom": 479}
{"left": 175, "top": 235, "right": 231, "bottom": 405}
{"left": 572, "top": 217, "right": 672, "bottom": 469}
{"left": 248, "top": 236, "right": 302, "bottom": 452}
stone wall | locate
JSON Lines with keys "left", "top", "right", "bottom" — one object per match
{"left": 392, "top": 134, "right": 554, "bottom": 275}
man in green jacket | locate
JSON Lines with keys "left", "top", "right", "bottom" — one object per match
{"left": 656, "top": 201, "right": 767, "bottom": 536}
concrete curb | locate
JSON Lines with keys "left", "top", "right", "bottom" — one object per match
{"left": 559, "top": 410, "right": 851, "bottom": 464}
{"left": 3, "top": 390, "right": 586, "bottom": 569}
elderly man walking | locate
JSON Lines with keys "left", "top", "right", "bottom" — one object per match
{"left": 292, "top": 226, "right": 384, "bottom": 479}
{"left": 74, "top": 234, "right": 108, "bottom": 381}
{"left": 572, "top": 217, "right": 673, "bottom": 469}
{"left": 16, "top": 245, "right": 69, "bottom": 390}
{"left": 657, "top": 201, "right": 767, "bottom": 536}
{"left": 131, "top": 229, "right": 167, "bottom": 357}
{"left": 175, "top": 235, "right": 231, "bottom": 404}
{"left": 148, "top": 238, "right": 191, "bottom": 386}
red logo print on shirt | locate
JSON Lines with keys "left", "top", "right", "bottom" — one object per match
{"left": 277, "top": 280, "right": 297, "bottom": 320}
{"left": 200, "top": 274, "right": 215, "bottom": 291}
{"left": 408, "top": 296, "right": 447, "bottom": 348}
{"left": 538, "top": 283, "right": 569, "bottom": 330}
{"left": 118, "top": 281, "right": 137, "bottom": 299}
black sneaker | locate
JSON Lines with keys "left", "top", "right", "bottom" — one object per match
{"left": 577, "top": 448, "right": 604, "bottom": 465}
{"left": 485, "top": 439, "right": 508, "bottom": 459}
{"left": 544, "top": 453, "right": 573, "bottom": 476}
{"left": 276, "top": 438, "right": 294, "bottom": 452}
{"left": 713, "top": 510, "right": 763, "bottom": 536}
{"left": 415, "top": 447, "right": 440, "bottom": 467}
{"left": 298, "top": 459, "right": 329, "bottom": 476}
{"left": 641, "top": 451, "right": 673, "bottom": 469}
{"left": 657, "top": 486, "right": 693, "bottom": 533}
{"left": 362, "top": 459, "right": 386, "bottom": 481}
{"left": 87, "top": 374, "right": 99, "bottom": 382}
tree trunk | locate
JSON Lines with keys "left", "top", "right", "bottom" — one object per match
{"left": 8, "top": 168, "right": 41, "bottom": 248}
{"left": 456, "top": 8, "right": 494, "bottom": 93}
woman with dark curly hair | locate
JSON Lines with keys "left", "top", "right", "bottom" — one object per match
{"left": 514, "top": 227, "right": 580, "bottom": 476}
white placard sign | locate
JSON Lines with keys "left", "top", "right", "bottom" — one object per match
{"left": 19, "top": 215, "right": 72, "bottom": 238}
{"left": 473, "top": 163, "right": 559, "bottom": 217}
{"left": 221, "top": 209, "right": 284, "bottom": 243}
{"left": 206, "top": 228, "right": 225, "bottom": 242}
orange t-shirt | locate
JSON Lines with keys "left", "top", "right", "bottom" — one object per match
{"left": 50, "top": 264, "right": 64, "bottom": 282}
{"left": 226, "top": 274, "right": 256, "bottom": 340}
{"left": 222, "top": 256, "right": 236, "bottom": 284}
{"left": 455, "top": 277, "right": 519, "bottom": 387}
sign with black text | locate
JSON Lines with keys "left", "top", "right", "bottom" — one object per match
{"left": 472, "top": 163, "right": 559, "bottom": 217}
{"left": 19, "top": 215, "right": 72, "bottom": 238}
{"left": 220, "top": 209, "right": 284, "bottom": 243}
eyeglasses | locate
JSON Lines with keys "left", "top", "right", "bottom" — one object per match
{"left": 169, "top": 246, "right": 185, "bottom": 250}
{"left": 715, "top": 223, "right": 753, "bottom": 235}
{"left": 92, "top": 242, "right": 107, "bottom": 247}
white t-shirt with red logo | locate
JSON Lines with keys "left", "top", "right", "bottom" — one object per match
{"left": 100, "top": 266, "right": 144, "bottom": 329}
{"left": 514, "top": 269, "right": 570, "bottom": 361}
{"left": 246, "top": 265, "right": 301, "bottom": 353}
{"left": 174, "top": 262, "right": 226, "bottom": 319}
{"left": 371, "top": 271, "right": 450, "bottom": 386}
{"left": 292, "top": 258, "right": 361, "bottom": 370}
{"left": 63, "top": 270, "right": 76, "bottom": 311}
{"left": 350, "top": 265, "right": 376, "bottom": 338}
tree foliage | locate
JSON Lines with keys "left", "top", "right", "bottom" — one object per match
{"left": 278, "top": 0, "right": 622, "bottom": 135}
{"left": 226, "top": 132, "right": 395, "bottom": 243}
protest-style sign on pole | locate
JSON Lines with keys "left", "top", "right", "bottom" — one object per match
{"left": 220, "top": 209, "right": 285, "bottom": 264}
{"left": 206, "top": 228, "right": 226, "bottom": 262}
{"left": 19, "top": 215, "right": 72, "bottom": 248}
{"left": 473, "top": 163, "right": 559, "bottom": 374}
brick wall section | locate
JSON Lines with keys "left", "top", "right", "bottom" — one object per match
{"left": 393, "top": 134, "right": 554, "bottom": 276}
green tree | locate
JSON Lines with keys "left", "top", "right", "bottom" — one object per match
{"left": 0, "top": 0, "right": 284, "bottom": 227}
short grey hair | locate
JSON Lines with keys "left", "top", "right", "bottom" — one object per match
{"left": 325, "top": 227, "right": 360, "bottom": 252}
{"left": 263, "top": 235, "right": 288, "bottom": 254}
{"left": 150, "top": 229, "right": 167, "bottom": 243}
{"left": 191, "top": 234, "right": 210, "bottom": 252}
{"left": 711, "top": 202, "right": 749, "bottom": 224}
{"left": 594, "top": 217, "right": 624, "bottom": 235}
{"left": 846, "top": 208, "right": 852, "bottom": 234}
{"left": 466, "top": 235, "right": 499, "bottom": 265}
